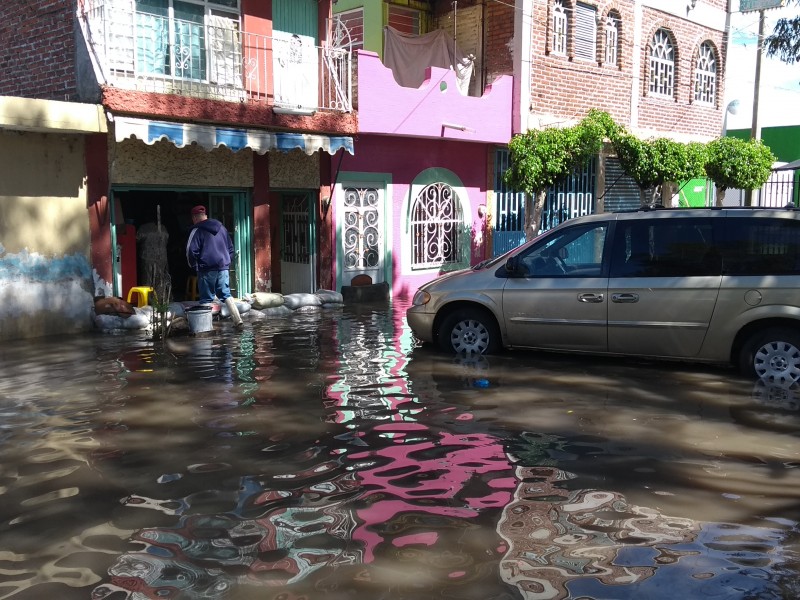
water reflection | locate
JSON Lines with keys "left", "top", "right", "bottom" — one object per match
{"left": 498, "top": 465, "right": 697, "bottom": 599}
{"left": 0, "top": 306, "right": 798, "bottom": 599}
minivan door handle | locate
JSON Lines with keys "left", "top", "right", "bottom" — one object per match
{"left": 578, "top": 293, "right": 604, "bottom": 303}
{"left": 612, "top": 293, "right": 639, "bottom": 303}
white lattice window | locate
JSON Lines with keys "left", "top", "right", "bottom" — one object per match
{"left": 410, "top": 183, "right": 463, "bottom": 269}
{"left": 574, "top": 3, "right": 597, "bottom": 62}
{"left": 552, "top": 2, "right": 567, "bottom": 56}
{"left": 694, "top": 42, "right": 717, "bottom": 105}
{"left": 649, "top": 29, "right": 674, "bottom": 97}
{"left": 604, "top": 14, "right": 619, "bottom": 66}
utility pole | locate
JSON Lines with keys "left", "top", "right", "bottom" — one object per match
{"left": 750, "top": 9, "right": 766, "bottom": 143}
{"left": 744, "top": 9, "right": 767, "bottom": 207}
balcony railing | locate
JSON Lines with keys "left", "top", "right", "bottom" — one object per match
{"left": 80, "top": 1, "right": 352, "bottom": 113}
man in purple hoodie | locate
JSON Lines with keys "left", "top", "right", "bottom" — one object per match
{"left": 186, "top": 205, "right": 243, "bottom": 328}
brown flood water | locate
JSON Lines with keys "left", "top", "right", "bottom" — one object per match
{"left": 0, "top": 302, "right": 798, "bottom": 600}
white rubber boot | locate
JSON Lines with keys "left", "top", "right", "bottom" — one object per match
{"left": 225, "top": 297, "right": 243, "bottom": 328}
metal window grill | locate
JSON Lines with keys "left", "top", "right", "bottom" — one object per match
{"left": 411, "top": 182, "right": 463, "bottom": 269}
{"left": 552, "top": 2, "right": 567, "bottom": 55}
{"left": 694, "top": 42, "right": 716, "bottom": 104}
{"left": 604, "top": 16, "right": 618, "bottom": 65}
{"left": 649, "top": 29, "right": 674, "bottom": 97}
{"left": 343, "top": 187, "right": 381, "bottom": 270}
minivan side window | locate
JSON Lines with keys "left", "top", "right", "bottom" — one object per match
{"left": 722, "top": 218, "right": 800, "bottom": 275}
{"left": 516, "top": 222, "right": 609, "bottom": 277}
{"left": 610, "top": 218, "right": 719, "bottom": 277}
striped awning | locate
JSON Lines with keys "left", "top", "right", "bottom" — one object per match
{"left": 113, "top": 116, "right": 354, "bottom": 156}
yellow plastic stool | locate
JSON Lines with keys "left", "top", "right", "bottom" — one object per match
{"left": 127, "top": 286, "right": 154, "bottom": 307}
{"left": 185, "top": 276, "right": 198, "bottom": 301}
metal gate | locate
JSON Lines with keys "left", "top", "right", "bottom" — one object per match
{"left": 280, "top": 193, "right": 315, "bottom": 294}
{"left": 492, "top": 150, "right": 598, "bottom": 257}
{"left": 492, "top": 149, "right": 526, "bottom": 256}
{"left": 541, "top": 158, "right": 597, "bottom": 230}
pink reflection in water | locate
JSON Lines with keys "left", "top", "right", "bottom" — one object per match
{"left": 350, "top": 431, "right": 514, "bottom": 562}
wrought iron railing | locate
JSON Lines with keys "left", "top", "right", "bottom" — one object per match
{"left": 79, "top": 1, "right": 352, "bottom": 113}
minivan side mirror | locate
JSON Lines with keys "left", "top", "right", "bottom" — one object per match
{"left": 505, "top": 255, "right": 524, "bottom": 277}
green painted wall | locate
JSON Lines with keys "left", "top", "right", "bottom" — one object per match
{"left": 729, "top": 125, "right": 800, "bottom": 163}
{"left": 333, "top": 1, "right": 385, "bottom": 56}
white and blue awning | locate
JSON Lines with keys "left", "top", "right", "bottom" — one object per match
{"left": 113, "top": 116, "right": 354, "bottom": 156}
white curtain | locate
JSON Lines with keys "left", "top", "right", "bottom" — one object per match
{"left": 273, "top": 31, "right": 318, "bottom": 111}
{"left": 208, "top": 15, "right": 242, "bottom": 87}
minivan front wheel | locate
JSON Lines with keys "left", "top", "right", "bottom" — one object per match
{"left": 739, "top": 328, "right": 800, "bottom": 383}
{"left": 438, "top": 309, "right": 500, "bottom": 355}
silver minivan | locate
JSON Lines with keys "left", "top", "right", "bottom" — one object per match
{"left": 407, "top": 208, "right": 800, "bottom": 382}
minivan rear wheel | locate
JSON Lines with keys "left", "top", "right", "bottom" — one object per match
{"left": 438, "top": 309, "right": 500, "bottom": 355}
{"left": 739, "top": 328, "right": 800, "bottom": 383}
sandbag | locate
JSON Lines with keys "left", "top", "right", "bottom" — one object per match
{"left": 93, "top": 311, "right": 150, "bottom": 332}
{"left": 168, "top": 302, "right": 186, "bottom": 318}
{"left": 315, "top": 289, "right": 344, "bottom": 304}
{"left": 283, "top": 293, "right": 322, "bottom": 310}
{"left": 260, "top": 305, "right": 293, "bottom": 317}
{"left": 295, "top": 304, "right": 322, "bottom": 313}
{"left": 248, "top": 292, "right": 285, "bottom": 309}
{"left": 94, "top": 313, "right": 128, "bottom": 331}
{"left": 94, "top": 296, "right": 136, "bottom": 317}
{"left": 124, "top": 312, "right": 151, "bottom": 329}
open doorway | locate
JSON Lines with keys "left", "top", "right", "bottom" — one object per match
{"left": 113, "top": 189, "right": 251, "bottom": 302}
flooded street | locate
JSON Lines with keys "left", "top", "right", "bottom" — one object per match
{"left": 1, "top": 302, "right": 799, "bottom": 600}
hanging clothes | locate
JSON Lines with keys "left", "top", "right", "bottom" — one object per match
{"left": 383, "top": 26, "right": 473, "bottom": 95}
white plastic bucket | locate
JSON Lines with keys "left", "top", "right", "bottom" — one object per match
{"left": 186, "top": 306, "right": 213, "bottom": 333}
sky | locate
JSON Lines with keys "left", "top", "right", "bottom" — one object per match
{"left": 725, "top": 2, "right": 800, "bottom": 130}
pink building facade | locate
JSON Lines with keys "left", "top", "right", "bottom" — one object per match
{"left": 332, "top": 51, "right": 513, "bottom": 300}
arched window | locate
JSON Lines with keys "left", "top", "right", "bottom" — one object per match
{"left": 694, "top": 42, "right": 717, "bottom": 105}
{"left": 649, "top": 29, "right": 675, "bottom": 97}
{"left": 410, "top": 182, "right": 464, "bottom": 269}
{"left": 604, "top": 13, "right": 620, "bottom": 66}
{"left": 552, "top": 1, "right": 568, "bottom": 56}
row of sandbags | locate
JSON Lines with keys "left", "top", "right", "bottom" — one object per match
{"left": 245, "top": 289, "right": 344, "bottom": 317}
{"left": 93, "top": 289, "right": 345, "bottom": 332}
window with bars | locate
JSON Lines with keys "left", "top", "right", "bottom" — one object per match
{"left": 604, "top": 14, "right": 619, "bottom": 66}
{"left": 649, "top": 29, "right": 675, "bottom": 98}
{"left": 694, "top": 41, "right": 717, "bottom": 105}
{"left": 574, "top": 3, "right": 597, "bottom": 62}
{"left": 552, "top": 1, "right": 567, "bottom": 56}
{"left": 410, "top": 182, "right": 464, "bottom": 269}
{"left": 134, "top": 0, "right": 240, "bottom": 81}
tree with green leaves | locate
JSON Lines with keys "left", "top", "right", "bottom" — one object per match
{"left": 765, "top": 0, "right": 800, "bottom": 64}
{"left": 704, "top": 137, "right": 776, "bottom": 206}
{"left": 609, "top": 134, "right": 708, "bottom": 206}
{"left": 504, "top": 110, "right": 616, "bottom": 239}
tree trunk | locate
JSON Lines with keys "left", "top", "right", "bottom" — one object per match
{"left": 524, "top": 191, "right": 547, "bottom": 241}
{"left": 715, "top": 186, "right": 725, "bottom": 207}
